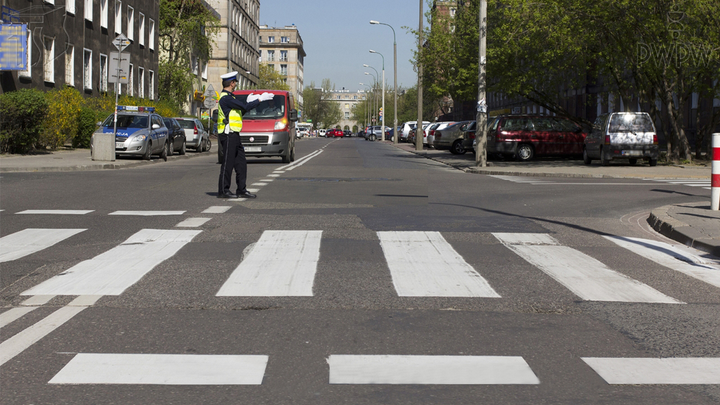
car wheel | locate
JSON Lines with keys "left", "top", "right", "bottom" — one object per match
{"left": 600, "top": 147, "right": 610, "bottom": 166}
{"left": 649, "top": 158, "right": 657, "bottom": 166}
{"left": 281, "top": 147, "right": 292, "bottom": 163}
{"left": 450, "top": 140, "right": 466, "bottom": 155}
{"left": 629, "top": 158, "right": 637, "bottom": 165}
{"left": 583, "top": 148, "right": 591, "bottom": 165}
{"left": 142, "top": 142, "right": 152, "bottom": 160}
{"left": 167, "top": 140, "right": 173, "bottom": 157}
{"left": 290, "top": 147, "right": 295, "bottom": 162}
{"left": 206, "top": 138, "right": 211, "bottom": 152}
{"left": 180, "top": 140, "right": 186, "bottom": 155}
{"left": 516, "top": 143, "right": 534, "bottom": 161}
{"left": 160, "top": 142, "right": 168, "bottom": 161}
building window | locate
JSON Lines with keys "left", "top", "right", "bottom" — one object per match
{"left": 280, "top": 64, "right": 287, "bottom": 75}
{"left": 281, "top": 36, "right": 288, "bottom": 43}
{"left": 268, "top": 36, "right": 274, "bottom": 43}
{"left": 127, "top": 6, "right": 134, "bottom": 41}
{"left": 45, "top": 0, "right": 55, "bottom": 5}
{"left": 280, "top": 50, "right": 287, "bottom": 62}
{"left": 149, "top": 70, "right": 154, "bottom": 99}
{"left": 115, "top": 0, "right": 122, "bottom": 34}
{"left": 21, "top": 30, "right": 31, "bottom": 78}
{"left": 138, "top": 67, "right": 145, "bottom": 98}
{"left": 100, "top": 0, "right": 108, "bottom": 28}
{"left": 202, "top": 62, "right": 207, "bottom": 80}
{"left": 267, "top": 50, "right": 274, "bottom": 61}
{"left": 67, "top": 0, "right": 75, "bottom": 14}
{"left": 345, "top": 112, "right": 350, "bottom": 119}
{"left": 99, "top": 53, "right": 107, "bottom": 91}
{"left": 149, "top": 19, "right": 155, "bottom": 50}
{"left": 43, "top": 36, "right": 55, "bottom": 83}
{"left": 139, "top": 13, "right": 145, "bottom": 46}
{"left": 83, "top": 48, "right": 92, "bottom": 89}
{"left": 128, "top": 63, "right": 134, "bottom": 96}
{"left": 192, "top": 55, "right": 198, "bottom": 75}
{"left": 65, "top": 44, "right": 74, "bottom": 86}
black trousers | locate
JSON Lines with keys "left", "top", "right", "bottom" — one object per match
{"left": 218, "top": 132, "right": 248, "bottom": 194}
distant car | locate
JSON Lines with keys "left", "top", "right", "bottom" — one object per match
{"left": 433, "top": 121, "right": 473, "bottom": 153}
{"left": 174, "top": 117, "right": 210, "bottom": 153}
{"left": 163, "top": 117, "right": 187, "bottom": 156}
{"left": 343, "top": 130, "right": 352, "bottom": 137}
{"left": 584, "top": 112, "right": 658, "bottom": 166}
{"left": 426, "top": 122, "right": 453, "bottom": 148}
{"left": 327, "top": 128, "right": 343, "bottom": 137}
{"left": 93, "top": 106, "right": 169, "bottom": 160}
{"left": 400, "top": 121, "right": 431, "bottom": 143}
{"left": 487, "top": 115, "right": 587, "bottom": 161}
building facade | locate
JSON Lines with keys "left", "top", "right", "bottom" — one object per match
{"left": 327, "top": 89, "right": 365, "bottom": 131}
{"left": 259, "top": 25, "right": 305, "bottom": 106}
{"left": 0, "top": 0, "right": 159, "bottom": 99}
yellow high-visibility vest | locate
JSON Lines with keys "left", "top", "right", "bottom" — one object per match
{"left": 217, "top": 92, "right": 243, "bottom": 132}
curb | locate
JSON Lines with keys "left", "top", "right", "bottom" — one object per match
{"left": 0, "top": 152, "right": 202, "bottom": 173}
{"left": 648, "top": 204, "right": 720, "bottom": 257}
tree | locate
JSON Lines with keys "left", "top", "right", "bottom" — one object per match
{"left": 253, "top": 64, "right": 290, "bottom": 91}
{"left": 300, "top": 79, "right": 342, "bottom": 129}
{"left": 158, "top": 0, "right": 220, "bottom": 110}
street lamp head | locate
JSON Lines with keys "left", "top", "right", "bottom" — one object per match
{"left": 370, "top": 20, "right": 379, "bottom": 24}
{"left": 363, "top": 64, "right": 369, "bottom": 68}
{"left": 369, "top": 49, "right": 377, "bottom": 54}
{"left": 364, "top": 72, "right": 370, "bottom": 75}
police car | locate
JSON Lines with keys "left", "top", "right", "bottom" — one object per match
{"left": 93, "top": 106, "right": 169, "bottom": 160}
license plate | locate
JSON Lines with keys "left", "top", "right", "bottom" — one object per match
{"left": 115, "top": 142, "right": 125, "bottom": 148}
{"left": 622, "top": 150, "right": 642, "bottom": 156}
{"left": 244, "top": 146, "right": 261, "bottom": 152}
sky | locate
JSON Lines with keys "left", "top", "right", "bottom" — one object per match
{"left": 259, "top": 0, "right": 423, "bottom": 93}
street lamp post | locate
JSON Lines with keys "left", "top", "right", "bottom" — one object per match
{"left": 417, "top": 0, "right": 423, "bottom": 151}
{"left": 364, "top": 67, "right": 379, "bottom": 140}
{"left": 360, "top": 82, "right": 371, "bottom": 131}
{"left": 370, "top": 20, "right": 398, "bottom": 144}
{"left": 369, "top": 50, "right": 386, "bottom": 142}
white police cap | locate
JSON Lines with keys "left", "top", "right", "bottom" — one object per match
{"left": 221, "top": 71, "right": 238, "bottom": 81}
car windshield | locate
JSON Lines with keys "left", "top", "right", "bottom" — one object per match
{"left": 176, "top": 120, "right": 196, "bottom": 129}
{"left": 102, "top": 114, "right": 148, "bottom": 128}
{"left": 234, "top": 94, "right": 286, "bottom": 119}
{"left": 608, "top": 114, "right": 654, "bottom": 133}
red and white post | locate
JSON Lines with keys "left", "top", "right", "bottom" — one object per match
{"left": 712, "top": 133, "right": 720, "bottom": 210}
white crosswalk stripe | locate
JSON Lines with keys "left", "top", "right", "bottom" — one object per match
{"left": 0, "top": 228, "right": 86, "bottom": 263}
{"left": 582, "top": 357, "right": 720, "bottom": 384}
{"left": 645, "top": 178, "right": 711, "bottom": 189}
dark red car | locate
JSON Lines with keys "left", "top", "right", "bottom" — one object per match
{"left": 326, "top": 128, "right": 344, "bottom": 138}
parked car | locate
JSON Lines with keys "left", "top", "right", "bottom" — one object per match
{"left": 426, "top": 122, "right": 453, "bottom": 149}
{"left": 583, "top": 112, "right": 658, "bottom": 166}
{"left": 364, "top": 126, "right": 387, "bottom": 141}
{"left": 400, "top": 121, "right": 431, "bottom": 143}
{"left": 487, "top": 115, "right": 586, "bottom": 161}
{"left": 433, "top": 120, "right": 473, "bottom": 154}
{"left": 174, "top": 117, "right": 210, "bottom": 152}
{"left": 163, "top": 117, "right": 187, "bottom": 156}
{"left": 326, "top": 128, "right": 344, "bottom": 137}
{"left": 463, "top": 118, "right": 500, "bottom": 153}
{"left": 93, "top": 106, "right": 169, "bottom": 160}
{"left": 343, "top": 130, "right": 353, "bottom": 137}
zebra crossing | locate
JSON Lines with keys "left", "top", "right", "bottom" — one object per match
{"left": 490, "top": 174, "right": 712, "bottom": 189}
{"left": 645, "top": 178, "right": 712, "bottom": 190}
{"left": 2, "top": 224, "right": 720, "bottom": 387}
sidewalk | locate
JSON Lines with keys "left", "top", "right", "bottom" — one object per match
{"left": 1, "top": 143, "right": 718, "bottom": 257}
{"left": 388, "top": 141, "right": 719, "bottom": 257}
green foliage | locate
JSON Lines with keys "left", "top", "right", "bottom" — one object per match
{"left": 41, "top": 87, "right": 84, "bottom": 149}
{"left": 0, "top": 89, "right": 48, "bottom": 153}
{"left": 253, "top": 64, "right": 291, "bottom": 91}
{"left": 73, "top": 106, "right": 97, "bottom": 148}
{"left": 300, "top": 80, "right": 343, "bottom": 129}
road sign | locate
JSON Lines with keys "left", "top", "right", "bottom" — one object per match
{"left": 108, "top": 52, "right": 130, "bottom": 84}
{"left": 112, "top": 34, "right": 130, "bottom": 52}
{"left": 203, "top": 97, "right": 216, "bottom": 109}
{"left": 204, "top": 84, "right": 215, "bottom": 97}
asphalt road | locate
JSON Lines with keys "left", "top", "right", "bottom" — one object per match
{"left": 1, "top": 137, "right": 719, "bottom": 404}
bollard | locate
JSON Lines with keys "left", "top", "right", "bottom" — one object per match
{"left": 712, "top": 133, "right": 720, "bottom": 210}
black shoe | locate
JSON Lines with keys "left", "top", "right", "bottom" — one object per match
{"left": 217, "top": 191, "right": 238, "bottom": 199}
{"left": 236, "top": 190, "right": 257, "bottom": 198}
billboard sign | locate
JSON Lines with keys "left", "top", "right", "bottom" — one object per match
{"left": 0, "top": 24, "right": 27, "bottom": 71}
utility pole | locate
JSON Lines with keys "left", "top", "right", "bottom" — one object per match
{"left": 416, "top": 0, "right": 423, "bottom": 151}
{"left": 475, "top": 0, "right": 488, "bottom": 167}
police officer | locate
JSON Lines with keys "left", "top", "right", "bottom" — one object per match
{"left": 217, "top": 71, "right": 273, "bottom": 198}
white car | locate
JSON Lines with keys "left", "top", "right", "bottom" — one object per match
{"left": 174, "top": 117, "right": 211, "bottom": 152}
{"left": 426, "top": 122, "right": 453, "bottom": 148}
{"left": 400, "top": 121, "right": 431, "bottom": 143}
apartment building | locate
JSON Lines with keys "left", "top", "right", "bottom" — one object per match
{"left": 0, "top": 0, "right": 159, "bottom": 99}
{"left": 328, "top": 89, "right": 365, "bottom": 131}
{"left": 259, "top": 24, "right": 305, "bottom": 106}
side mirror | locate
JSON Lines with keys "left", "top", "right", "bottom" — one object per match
{"left": 96, "top": 121, "right": 102, "bottom": 126}
{"left": 289, "top": 109, "right": 298, "bottom": 122}
{"left": 152, "top": 124, "right": 160, "bottom": 129}
{"left": 211, "top": 110, "right": 218, "bottom": 123}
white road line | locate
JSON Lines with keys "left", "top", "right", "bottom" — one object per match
{"left": 21, "top": 295, "right": 55, "bottom": 306}
{"left": 49, "top": 353, "right": 269, "bottom": 385}
{"left": 328, "top": 355, "right": 540, "bottom": 385}
{"left": 582, "top": 357, "right": 720, "bottom": 384}
{"left": 0, "top": 307, "right": 37, "bottom": 328}
{"left": 202, "top": 206, "right": 232, "bottom": 214}
{"left": 260, "top": 178, "right": 275, "bottom": 182}
{"left": 21, "top": 229, "right": 201, "bottom": 296}
{"left": 0, "top": 306, "right": 86, "bottom": 366}
{"left": 16, "top": 210, "right": 93, "bottom": 215}
{"left": 217, "top": 230, "right": 322, "bottom": 296}
{"left": 267, "top": 174, "right": 280, "bottom": 177}
{"left": 246, "top": 188, "right": 260, "bottom": 192}
{"left": 175, "top": 218, "right": 212, "bottom": 227}
{"left": 0, "top": 228, "right": 86, "bottom": 263}
{"left": 279, "top": 149, "right": 324, "bottom": 171}
{"left": 493, "top": 233, "right": 682, "bottom": 303}
{"left": 109, "top": 211, "right": 186, "bottom": 216}
{"left": 605, "top": 236, "right": 720, "bottom": 289}
{"left": 377, "top": 231, "right": 500, "bottom": 297}
{"left": 251, "top": 182, "right": 268, "bottom": 186}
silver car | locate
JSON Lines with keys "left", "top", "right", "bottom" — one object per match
{"left": 174, "top": 117, "right": 211, "bottom": 152}
{"left": 94, "top": 107, "right": 169, "bottom": 160}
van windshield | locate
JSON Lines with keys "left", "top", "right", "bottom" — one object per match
{"left": 608, "top": 114, "right": 654, "bottom": 133}
{"left": 235, "top": 95, "right": 286, "bottom": 119}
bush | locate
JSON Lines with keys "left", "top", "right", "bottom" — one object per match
{"left": 0, "top": 89, "right": 48, "bottom": 153}
{"left": 42, "top": 87, "right": 83, "bottom": 149}
{"left": 73, "top": 106, "right": 98, "bottom": 148}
